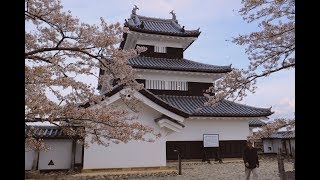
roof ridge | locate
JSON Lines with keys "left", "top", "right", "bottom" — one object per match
{"left": 136, "top": 15, "right": 174, "bottom": 22}
{"left": 135, "top": 15, "right": 198, "bottom": 32}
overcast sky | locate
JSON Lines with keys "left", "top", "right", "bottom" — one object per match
{"left": 57, "top": 0, "right": 295, "bottom": 121}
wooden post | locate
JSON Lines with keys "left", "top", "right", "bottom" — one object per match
{"left": 71, "top": 140, "right": 76, "bottom": 170}
{"left": 202, "top": 148, "right": 206, "bottom": 162}
{"left": 178, "top": 153, "right": 181, "bottom": 175}
{"left": 202, "top": 148, "right": 210, "bottom": 163}
{"left": 292, "top": 147, "right": 295, "bottom": 170}
{"left": 173, "top": 149, "right": 182, "bottom": 175}
{"left": 32, "top": 150, "right": 40, "bottom": 170}
{"left": 288, "top": 140, "right": 292, "bottom": 156}
{"left": 277, "top": 148, "right": 286, "bottom": 180}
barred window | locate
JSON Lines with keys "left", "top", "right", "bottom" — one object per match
{"left": 154, "top": 46, "right": 166, "bottom": 53}
{"left": 145, "top": 80, "right": 166, "bottom": 90}
{"left": 145, "top": 80, "right": 187, "bottom": 91}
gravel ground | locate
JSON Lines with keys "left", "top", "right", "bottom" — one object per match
{"left": 130, "top": 158, "right": 295, "bottom": 180}
{"left": 26, "top": 157, "right": 295, "bottom": 180}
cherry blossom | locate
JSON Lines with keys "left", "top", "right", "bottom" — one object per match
{"left": 25, "top": 0, "right": 156, "bottom": 149}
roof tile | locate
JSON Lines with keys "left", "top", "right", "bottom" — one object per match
{"left": 157, "top": 95, "right": 273, "bottom": 117}
{"left": 249, "top": 119, "right": 267, "bottom": 127}
{"left": 264, "top": 131, "right": 295, "bottom": 139}
{"left": 25, "top": 126, "right": 82, "bottom": 139}
{"left": 128, "top": 57, "right": 231, "bottom": 73}
{"left": 125, "top": 15, "right": 200, "bottom": 37}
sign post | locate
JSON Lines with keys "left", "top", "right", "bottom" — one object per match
{"left": 203, "top": 134, "right": 220, "bottom": 163}
{"left": 203, "top": 134, "right": 219, "bottom": 148}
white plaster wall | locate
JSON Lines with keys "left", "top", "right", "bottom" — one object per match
{"left": 249, "top": 127, "right": 254, "bottom": 136}
{"left": 263, "top": 139, "right": 282, "bottom": 154}
{"left": 136, "top": 69, "right": 224, "bottom": 83}
{"left": 83, "top": 100, "right": 167, "bottom": 169}
{"left": 75, "top": 142, "right": 83, "bottom": 164}
{"left": 137, "top": 39, "right": 184, "bottom": 48}
{"left": 263, "top": 139, "right": 274, "bottom": 153}
{"left": 38, "top": 139, "right": 73, "bottom": 170}
{"left": 98, "top": 89, "right": 185, "bottom": 122}
{"left": 25, "top": 149, "right": 35, "bottom": 170}
{"left": 166, "top": 117, "right": 250, "bottom": 141}
{"left": 124, "top": 31, "right": 196, "bottom": 50}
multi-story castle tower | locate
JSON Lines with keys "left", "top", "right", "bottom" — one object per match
{"left": 95, "top": 6, "right": 272, "bottom": 163}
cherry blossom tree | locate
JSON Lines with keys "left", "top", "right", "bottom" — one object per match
{"left": 248, "top": 118, "right": 295, "bottom": 141}
{"left": 204, "top": 0, "right": 295, "bottom": 139}
{"left": 206, "top": 0, "right": 295, "bottom": 105}
{"left": 25, "top": 0, "right": 158, "bottom": 150}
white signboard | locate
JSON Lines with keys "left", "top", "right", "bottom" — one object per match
{"left": 203, "top": 134, "right": 219, "bottom": 147}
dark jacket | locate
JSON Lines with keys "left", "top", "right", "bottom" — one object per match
{"left": 243, "top": 147, "right": 259, "bottom": 169}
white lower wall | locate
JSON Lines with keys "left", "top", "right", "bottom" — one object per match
{"left": 25, "top": 150, "right": 35, "bottom": 170}
{"left": 84, "top": 137, "right": 166, "bottom": 169}
{"left": 83, "top": 100, "right": 167, "bottom": 169}
{"left": 263, "top": 139, "right": 282, "bottom": 154}
{"left": 167, "top": 117, "right": 251, "bottom": 141}
{"left": 263, "top": 139, "right": 274, "bottom": 153}
{"left": 83, "top": 96, "right": 257, "bottom": 169}
{"left": 38, "top": 139, "right": 73, "bottom": 170}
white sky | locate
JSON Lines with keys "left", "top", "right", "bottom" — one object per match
{"left": 46, "top": 0, "right": 294, "bottom": 121}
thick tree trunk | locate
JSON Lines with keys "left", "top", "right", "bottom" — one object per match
{"left": 277, "top": 148, "right": 286, "bottom": 180}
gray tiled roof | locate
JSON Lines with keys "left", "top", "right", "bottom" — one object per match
{"left": 249, "top": 119, "right": 267, "bottom": 127}
{"left": 25, "top": 126, "right": 64, "bottom": 138}
{"left": 264, "top": 131, "right": 295, "bottom": 139}
{"left": 25, "top": 126, "right": 81, "bottom": 139}
{"left": 157, "top": 95, "right": 273, "bottom": 117}
{"left": 125, "top": 15, "right": 200, "bottom": 37}
{"left": 128, "top": 57, "right": 232, "bottom": 73}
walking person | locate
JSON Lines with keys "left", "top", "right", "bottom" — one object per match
{"left": 243, "top": 141, "right": 259, "bottom": 180}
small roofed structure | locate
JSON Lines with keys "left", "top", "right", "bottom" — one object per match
{"left": 249, "top": 119, "right": 266, "bottom": 127}
{"left": 25, "top": 125, "right": 84, "bottom": 171}
{"left": 262, "top": 131, "right": 295, "bottom": 156}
